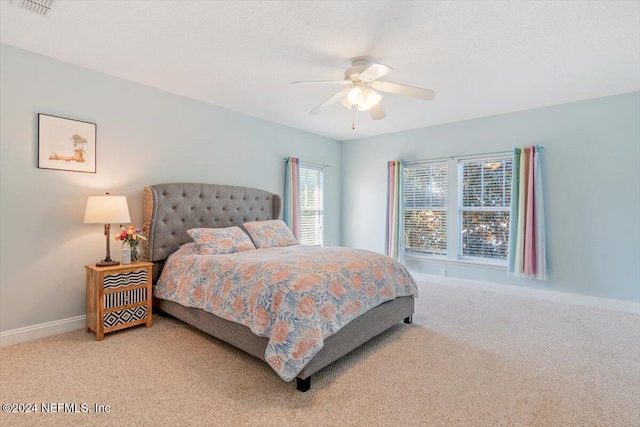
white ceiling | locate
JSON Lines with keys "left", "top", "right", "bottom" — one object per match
{"left": 1, "top": 1, "right": 639, "bottom": 141}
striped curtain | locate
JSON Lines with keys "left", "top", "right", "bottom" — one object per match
{"left": 283, "top": 156, "right": 300, "bottom": 239}
{"left": 507, "top": 146, "right": 547, "bottom": 280}
{"left": 386, "top": 160, "right": 403, "bottom": 259}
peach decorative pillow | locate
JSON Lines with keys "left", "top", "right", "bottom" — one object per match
{"left": 243, "top": 220, "right": 298, "bottom": 248}
{"left": 187, "top": 227, "right": 256, "bottom": 255}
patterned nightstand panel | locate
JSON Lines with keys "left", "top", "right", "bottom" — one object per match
{"left": 103, "top": 306, "right": 148, "bottom": 328}
{"left": 103, "top": 288, "right": 147, "bottom": 310}
{"left": 103, "top": 270, "right": 148, "bottom": 290}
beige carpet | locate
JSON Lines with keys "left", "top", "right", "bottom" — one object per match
{"left": 1, "top": 281, "right": 639, "bottom": 427}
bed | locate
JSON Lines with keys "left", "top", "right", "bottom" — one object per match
{"left": 143, "top": 182, "right": 417, "bottom": 392}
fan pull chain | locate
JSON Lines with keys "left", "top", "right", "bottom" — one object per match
{"left": 352, "top": 106, "right": 356, "bottom": 130}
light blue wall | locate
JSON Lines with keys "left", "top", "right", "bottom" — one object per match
{"left": 2, "top": 43, "right": 638, "bottom": 334}
{"left": 0, "top": 44, "right": 342, "bottom": 331}
{"left": 342, "top": 92, "right": 640, "bottom": 303}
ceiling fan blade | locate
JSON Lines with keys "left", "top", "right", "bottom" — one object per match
{"left": 339, "top": 96, "right": 352, "bottom": 110}
{"left": 369, "top": 103, "right": 386, "bottom": 120}
{"left": 372, "top": 80, "right": 435, "bottom": 101}
{"left": 359, "top": 63, "right": 393, "bottom": 82}
{"left": 309, "top": 87, "right": 351, "bottom": 115}
{"left": 292, "top": 80, "right": 349, "bottom": 85}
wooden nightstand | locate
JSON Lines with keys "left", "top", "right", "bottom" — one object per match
{"left": 85, "top": 261, "right": 153, "bottom": 341}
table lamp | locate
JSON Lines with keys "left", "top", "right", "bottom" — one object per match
{"left": 84, "top": 193, "right": 131, "bottom": 266}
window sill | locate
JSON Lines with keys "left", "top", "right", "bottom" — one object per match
{"left": 404, "top": 253, "right": 507, "bottom": 270}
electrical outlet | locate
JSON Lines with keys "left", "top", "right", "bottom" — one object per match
{"left": 440, "top": 268, "right": 447, "bottom": 277}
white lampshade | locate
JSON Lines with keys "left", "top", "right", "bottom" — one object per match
{"left": 357, "top": 87, "right": 382, "bottom": 111}
{"left": 84, "top": 195, "right": 131, "bottom": 224}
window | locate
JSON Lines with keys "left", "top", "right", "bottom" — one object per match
{"left": 403, "top": 162, "right": 448, "bottom": 255}
{"left": 298, "top": 164, "right": 324, "bottom": 245}
{"left": 459, "top": 157, "right": 512, "bottom": 261}
{"left": 402, "top": 153, "right": 512, "bottom": 264}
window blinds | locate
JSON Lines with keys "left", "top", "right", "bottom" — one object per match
{"left": 459, "top": 157, "right": 513, "bottom": 260}
{"left": 299, "top": 165, "right": 324, "bottom": 246}
{"left": 403, "top": 162, "right": 448, "bottom": 255}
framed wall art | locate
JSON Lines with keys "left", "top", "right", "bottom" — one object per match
{"left": 38, "top": 113, "right": 97, "bottom": 173}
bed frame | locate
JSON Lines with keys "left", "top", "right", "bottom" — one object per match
{"left": 142, "top": 183, "right": 414, "bottom": 392}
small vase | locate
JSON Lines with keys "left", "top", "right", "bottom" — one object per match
{"left": 130, "top": 243, "right": 139, "bottom": 262}
{"left": 122, "top": 244, "right": 131, "bottom": 265}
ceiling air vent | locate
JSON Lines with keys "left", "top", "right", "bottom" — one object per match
{"left": 9, "top": 0, "right": 54, "bottom": 16}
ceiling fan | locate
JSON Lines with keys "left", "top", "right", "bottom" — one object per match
{"left": 292, "top": 58, "right": 435, "bottom": 124}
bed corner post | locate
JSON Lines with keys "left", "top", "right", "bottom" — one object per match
{"left": 296, "top": 376, "right": 311, "bottom": 392}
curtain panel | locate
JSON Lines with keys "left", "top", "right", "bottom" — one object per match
{"left": 507, "top": 146, "right": 547, "bottom": 280}
{"left": 386, "top": 160, "right": 403, "bottom": 260}
{"left": 283, "top": 156, "right": 300, "bottom": 239}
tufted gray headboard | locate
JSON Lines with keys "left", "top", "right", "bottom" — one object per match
{"left": 142, "top": 183, "right": 281, "bottom": 279}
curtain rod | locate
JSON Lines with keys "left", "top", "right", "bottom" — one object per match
{"left": 403, "top": 146, "right": 544, "bottom": 165}
{"left": 283, "top": 157, "right": 330, "bottom": 169}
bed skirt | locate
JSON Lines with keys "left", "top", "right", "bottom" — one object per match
{"left": 154, "top": 296, "right": 415, "bottom": 381}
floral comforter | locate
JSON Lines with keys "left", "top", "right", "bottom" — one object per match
{"left": 155, "top": 244, "right": 418, "bottom": 381}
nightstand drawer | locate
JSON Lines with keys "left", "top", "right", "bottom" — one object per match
{"left": 104, "top": 287, "right": 148, "bottom": 309}
{"left": 104, "top": 306, "right": 148, "bottom": 328}
{"left": 103, "top": 269, "right": 148, "bottom": 289}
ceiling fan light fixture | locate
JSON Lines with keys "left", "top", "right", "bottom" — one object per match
{"left": 347, "top": 86, "right": 364, "bottom": 105}
{"left": 294, "top": 59, "right": 434, "bottom": 123}
{"left": 357, "top": 87, "right": 382, "bottom": 111}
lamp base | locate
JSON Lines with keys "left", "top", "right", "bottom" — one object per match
{"left": 96, "top": 260, "right": 120, "bottom": 267}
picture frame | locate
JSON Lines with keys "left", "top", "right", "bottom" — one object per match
{"left": 38, "top": 113, "right": 97, "bottom": 173}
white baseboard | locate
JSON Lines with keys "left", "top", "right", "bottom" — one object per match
{"left": 2, "top": 275, "right": 638, "bottom": 348}
{"left": 411, "top": 273, "right": 640, "bottom": 314}
{"left": 0, "top": 315, "right": 86, "bottom": 348}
